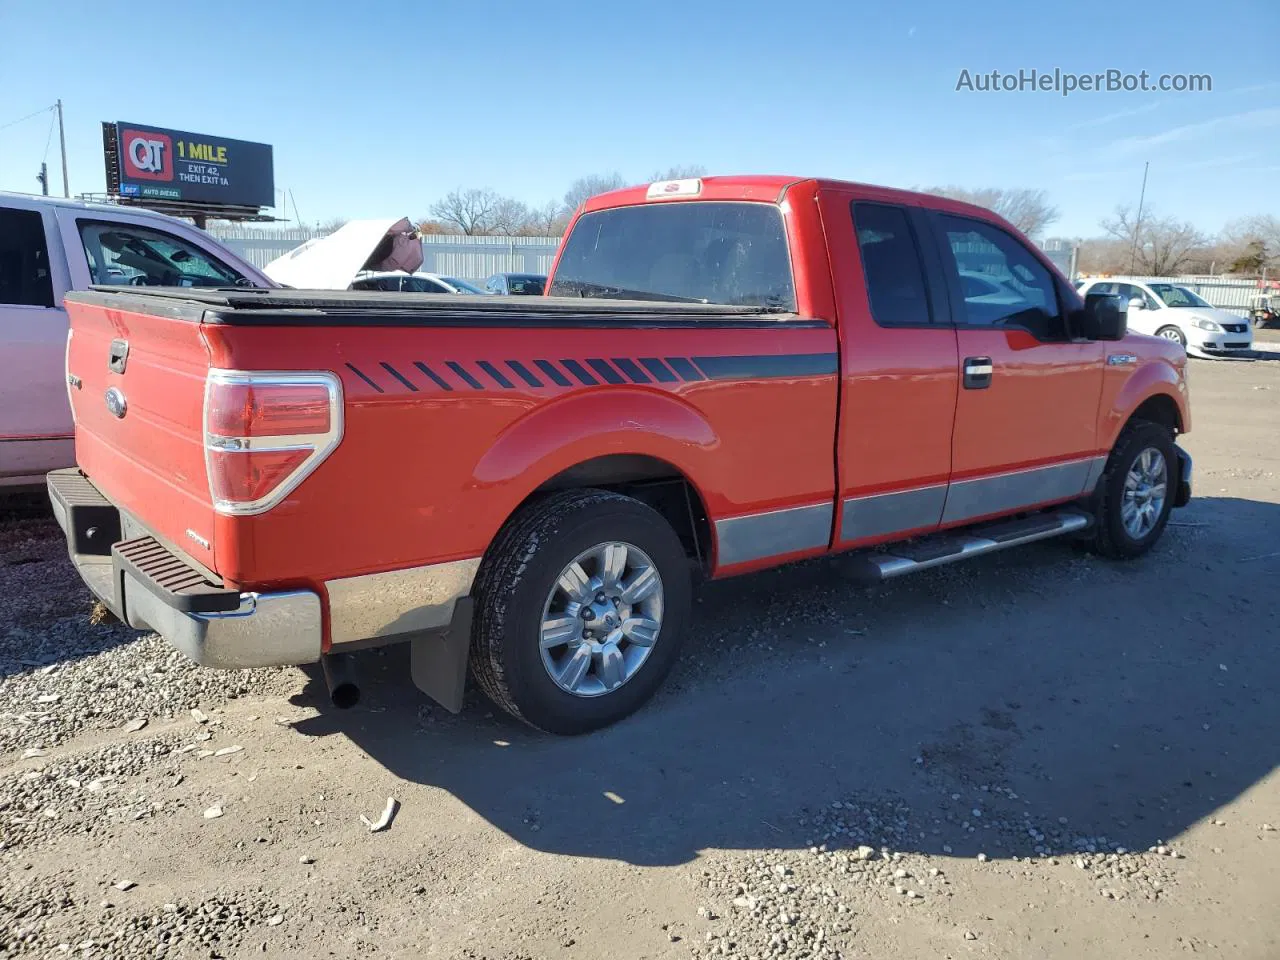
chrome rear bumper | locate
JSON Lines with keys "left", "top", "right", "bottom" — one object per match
{"left": 47, "top": 468, "right": 322, "bottom": 668}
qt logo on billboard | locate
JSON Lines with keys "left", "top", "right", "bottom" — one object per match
{"left": 121, "top": 129, "right": 173, "bottom": 181}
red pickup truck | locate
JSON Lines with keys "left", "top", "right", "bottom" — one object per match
{"left": 50, "top": 176, "right": 1191, "bottom": 735}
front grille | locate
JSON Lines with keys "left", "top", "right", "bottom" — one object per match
{"left": 1225, "top": 341, "right": 1252, "bottom": 349}
{"left": 1223, "top": 323, "right": 1248, "bottom": 333}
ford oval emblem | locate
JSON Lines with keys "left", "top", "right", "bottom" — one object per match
{"left": 105, "top": 387, "right": 127, "bottom": 419}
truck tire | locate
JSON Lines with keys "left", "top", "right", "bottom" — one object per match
{"left": 470, "top": 489, "right": 692, "bottom": 734}
{"left": 1088, "top": 420, "right": 1178, "bottom": 559}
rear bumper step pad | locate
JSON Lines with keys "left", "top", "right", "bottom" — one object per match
{"left": 113, "top": 536, "right": 240, "bottom": 614}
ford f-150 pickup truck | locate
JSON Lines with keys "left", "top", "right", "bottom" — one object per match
{"left": 49, "top": 175, "right": 1191, "bottom": 735}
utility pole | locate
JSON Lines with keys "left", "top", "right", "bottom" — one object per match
{"left": 1128, "top": 161, "right": 1149, "bottom": 275}
{"left": 37, "top": 162, "right": 49, "bottom": 195}
{"left": 56, "top": 99, "right": 69, "bottom": 197}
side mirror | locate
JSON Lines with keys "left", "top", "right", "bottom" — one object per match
{"left": 1079, "top": 292, "right": 1128, "bottom": 341}
{"left": 1128, "top": 297, "right": 1146, "bottom": 311}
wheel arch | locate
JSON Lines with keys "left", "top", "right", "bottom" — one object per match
{"left": 1101, "top": 363, "right": 1190, "bottom": 451}
{"left": 472, "top": 390, "right": 720, "bottom": 572}
{"left": 1129, "top": 392, "right": 1183, "bottom": 434}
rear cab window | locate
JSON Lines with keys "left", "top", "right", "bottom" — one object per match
{"left": 851, "top": 202, "right": 934, "bottom": 326}
{"left": 0, "top": 207, "right": 55, "bottom": 307}
{"left": 549, "top": 201, "right": 796, "bottom": 311}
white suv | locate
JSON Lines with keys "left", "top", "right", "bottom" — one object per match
{"left": 0, "top": 192, "right": 271, "bottom": 489}
{"left": 1076, "top": 277, "right": 1254, "bottom": 359}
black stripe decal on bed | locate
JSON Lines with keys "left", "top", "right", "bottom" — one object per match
{"left": 345, "top": 363, "right": 384, "bottom": 393}
{"left": 351, "top": 353, "right": 839, "bottom": 392}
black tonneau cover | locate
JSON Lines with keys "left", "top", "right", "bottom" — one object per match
{"left": 69, "top": 287, "right": 815, "bottom": 328}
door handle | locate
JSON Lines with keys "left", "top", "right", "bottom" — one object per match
{"left": 963, "top": 356, "right": 992, "bottom": 390}
{"left": 108, "top": 339, "right": 130, "bottom": 374}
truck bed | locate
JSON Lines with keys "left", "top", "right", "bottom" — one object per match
{"left": 74, "top": 286, "right": 807, "bottom": 327}
{"left": 62, "top": 284, "right": 839, "bottom": 592}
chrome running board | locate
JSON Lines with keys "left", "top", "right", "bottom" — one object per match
{"left": 846, "top": 508, "right": 1092, "bottom": 582}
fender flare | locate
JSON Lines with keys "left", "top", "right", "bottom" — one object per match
{"left": 472, "top": 387, "right": 719, "bottom": 529}
{"left": 1101, "top": 359, "right": 1189, "bottom": 450}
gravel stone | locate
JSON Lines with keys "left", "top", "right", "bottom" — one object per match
{"left": 0, "top": 537, "right": 299, "bottom": 758}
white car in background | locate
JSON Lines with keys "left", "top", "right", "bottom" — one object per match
{"left": 350, "top": 271, "right": 484, "bottom": 294}
{"left": 1076, "top": 277, "right": 1254, "bottom": 359}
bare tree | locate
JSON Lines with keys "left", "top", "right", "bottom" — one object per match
{"left": 416, "top": 219, "right": 459, "bottom": 235}
{"left": 1219, "top": 214, "right": 1280, "bottom": 274}
{"left": 1100, "top": 205, "right": 1209, "bottom": 276}
{"left": 490, "top": 196, "right": 531, "bottom": 236}
{"left": 562, "top": 173, "right": 626, "bottom": 215}
{"left": 316, "top": 217, "right": 348, "bottom": 234}
{"left": 922, "top": 186, "right": 1061, "bottom": 237}
{"left": 648, "top": 164, "right": 708, "bottom": 181}
{"left": 1075, "top": 237, "right": 1132, "bottom": 276}
{"left": 429, "top": 187, "right": 502, "bottom": 235}
{"left": 524, "top": 200, "right": 569, "bottom": 237}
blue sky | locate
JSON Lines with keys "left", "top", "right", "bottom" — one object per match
{"left": 1, "top": 0, "right": 1276, "bottom": 238}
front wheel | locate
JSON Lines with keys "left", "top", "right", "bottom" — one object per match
{"left": 470, "top": 489, "right": 692, "bottom": 734}
{"left": 1155, "top": 325, "right": 1187, "bottom": 348}
{"left": 1088, "top": 421, "right": 1178, "bottom": 559}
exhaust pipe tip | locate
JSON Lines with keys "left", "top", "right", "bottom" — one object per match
{"left": 320, "top": 653, "right": 360, "bottom": 710}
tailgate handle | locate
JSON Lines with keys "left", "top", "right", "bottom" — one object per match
{"left": 108, "top": 339, "right": 130, "bottom": 374}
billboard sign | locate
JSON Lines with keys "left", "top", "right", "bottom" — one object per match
{"left": 109, "top": 121, "right": 274, "bottom": 208}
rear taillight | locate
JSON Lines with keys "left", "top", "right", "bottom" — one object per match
{"left": 204, "top": 371, "right": 343, "bottom": 515}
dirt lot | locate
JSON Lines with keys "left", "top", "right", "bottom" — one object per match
{"left": 3, "top": 344, "right": 1280, "bottom": 960}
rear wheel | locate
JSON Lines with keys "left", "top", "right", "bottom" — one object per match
{"left": 1088, "top": 421, "right": 1177, "bottom": 559}
{"left": 1155, "top": 325, "right": 1187, "bottom": 348}
{"left": 470, "top": 489, "right": 691, "bottom": 734}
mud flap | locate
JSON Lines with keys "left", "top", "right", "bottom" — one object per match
{"left": 409, "top": 596, "right": 474, "bottom": 714}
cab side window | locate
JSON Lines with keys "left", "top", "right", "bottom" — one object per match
{"left": 851, "top": 202, "right": 933, "bottom": 326}
{"left": 0, "top": 207, "right": 55, "bottom": 307}
{"left": 78, "top": 221, "right": 245, "bottom": 288}
{"left": 937, "top": 214, "right": 1064, "bottom": 340}
{"left": 1117, "top": 283, "right": 1158, "bottom": 311}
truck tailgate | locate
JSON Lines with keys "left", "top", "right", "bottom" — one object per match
{"left": 65, "top": 298, "right": 216, "bottom": 571}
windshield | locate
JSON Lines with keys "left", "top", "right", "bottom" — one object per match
{"left": 399, "top": 276, "right": 449, "bottom": 293}
{"left": 549, "top": 201, "right": 796, "bottom": 310}
{"left": 442, "top": 277, "right": 485, "bottom": 295}
{"left": 1149, "top": 283, "right": 1212, "bottom": 308}
{"left": 507, "top": 275, "right": 545, "bottom": 295}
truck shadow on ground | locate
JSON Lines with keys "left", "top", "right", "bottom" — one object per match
{"left": 296, "top": 495, "right": 1280, "bottom": 867}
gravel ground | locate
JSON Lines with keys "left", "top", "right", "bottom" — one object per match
{"left": 2, "top": 348, "right": 1279, "bottom": 959}
{"left": 0, "top": 509, "right": 302, "bottom": 757}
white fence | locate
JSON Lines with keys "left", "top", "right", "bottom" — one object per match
{"left": 207, "top": 226, "right": 560, "bottom": 281}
